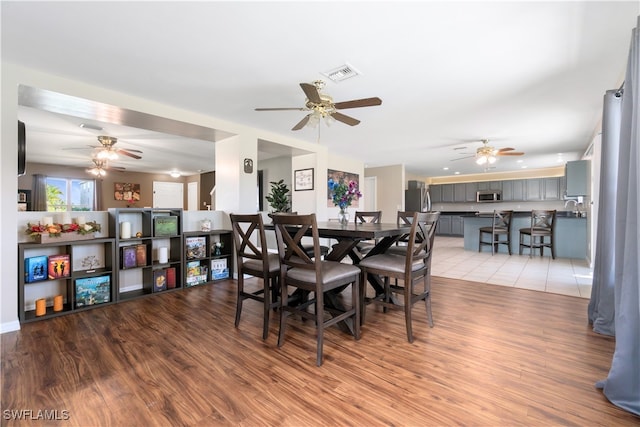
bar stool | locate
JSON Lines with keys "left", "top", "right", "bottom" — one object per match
{"left": 478, "top": 210, "right": 513, "bottom": 255}
{"left": 519, "top": 210, "right": 556, "bottom": 259}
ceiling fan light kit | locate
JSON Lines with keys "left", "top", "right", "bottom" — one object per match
{"left": 474, "top": 139, "right": 524, "bottom": 167}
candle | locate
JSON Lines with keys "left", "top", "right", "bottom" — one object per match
{"left": 76, "top": 216, "right": 86, "bottom": 225}
{"left": 158, "top": 247, "right": 169, "bottom": 264}
{"left": 59, "top": 213, "right": 71, "bottom": 225}
{"left": 42, "top": 216, "right": 53, "bottom": 226}
{"left": 120, "top": 221, "right": 131, "bottom": 239}
{"left": 35, "top": 298, "right": 46, "bottom": 316}
{"left": 53, "top": 295, "right": 63, "bottom": 312}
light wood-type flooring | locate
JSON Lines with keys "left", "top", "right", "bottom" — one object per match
{"left": 2, "top": 277, "right": 637, "bottom": 426}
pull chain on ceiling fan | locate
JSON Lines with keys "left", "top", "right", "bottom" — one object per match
{"left": 255, "top": 80, "right": 382, "bottom": 131}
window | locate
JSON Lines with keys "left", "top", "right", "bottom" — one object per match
{"left": 46, "top": 177, "right": 95, "bottom": 212}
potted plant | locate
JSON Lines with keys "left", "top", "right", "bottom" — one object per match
{"left": 266, "top": 179, "right": 291, "bottom": 213}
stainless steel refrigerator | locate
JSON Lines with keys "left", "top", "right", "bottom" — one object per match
{"left": 405, "top": 181, "right": 431, "bottom": 212}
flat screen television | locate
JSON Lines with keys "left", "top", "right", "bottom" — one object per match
{"left": 18, "top": 120, "right": 26, "bottom": 176}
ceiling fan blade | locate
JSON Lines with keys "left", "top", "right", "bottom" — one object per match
{"left": 331, "top": 112, "right": 360, "bottom": 126}
{"left": 450, "top": 155, "right": 476, "bottom": 161}
{"left": 497, "top": 147, "right": 515, "bottom": 152}
{"left": 255, "top": 107, "right": 307, "bottom": 111}
{"left": 300, "top": 83, "right": 322, "bottom": 104}
{"left": 497, "top": 151, "right": 524, "bottom": 156}
{"left": 116, "top": 149, "right": 142, "bottom": 159}
{"left": 334, "top": 97, "right": 382, "bottom": 109}
{"left": 109, "top": 166, "right": 126, "bottom": 171}
{"left": 292, "top": 114, "right": 311, "bottom": 131}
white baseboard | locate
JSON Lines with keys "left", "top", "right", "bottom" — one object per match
{"left": 1, "top": 320, "right": 21, "bottom": 334}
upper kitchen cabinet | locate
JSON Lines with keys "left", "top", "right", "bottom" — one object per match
{"left": 565, "top": 160, "right": 591, "bottom": 196}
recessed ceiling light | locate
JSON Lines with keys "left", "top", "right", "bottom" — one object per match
{"left": 454, "top": 171, "right": 460, "bottom": 175}
{"left": 521, "top": 166, "right": 528, "bottom": 169}
{"left": 517, "top": 159, "right": 523, "bottom": 163}
{"left": 443, "top": 167, "right": 449, "bottom": 170}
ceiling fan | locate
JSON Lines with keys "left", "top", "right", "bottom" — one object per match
{"left": 452, "top": 139, "right": 524, "bottom": 166}
{"left": 255, "top": 80, "right": 382, "bottom": 131}
{"left": 95, "top": 136, "right": 142, "bottom": 160}
{"left": 86, "top": 158, "right": 125, "bottom": 176}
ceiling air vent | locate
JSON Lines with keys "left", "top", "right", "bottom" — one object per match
{"left": 322, "top": 63, "right": 361, "bottom": 83}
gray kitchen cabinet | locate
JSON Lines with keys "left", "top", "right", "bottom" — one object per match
{"left": 451, "top": 215, "right": 464, "bottom": 236}
{"left": 441, "top": 184, "right": 455, "bottom": 203}
{"left": 502, "top": 179, "right": 525, "bottom": 201}
{"left": 429, "top": 185, "right": 442, "bottom": 203}
{"left": 543, "top": 177, "right": 561, "bottom": 200}
{"left": 478, "top": 181, "right": 502, "bottom": 192}
{"left": 565, "top": 160, "right": 590, "bottom": 196}
{"left": 525, "top": 179, "right": 543, "bottom": 201}
{"left": 465, "top": 183, "right": 478, "bottom": 202}
{"left": 437, "top": 215, "right": 452, "bottom": 235}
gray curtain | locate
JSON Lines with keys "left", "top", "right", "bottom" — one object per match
{"left": 32, "top": 174, "right": 47, "bottom": 211}
{"left": 95, "top": 179, "right": 103, "bottom": 211}
{"left": 593, "top": 17, "right": 640, "bottom": 416}
{"left": 588, "top": 90, "right": 621, "bottom": 335}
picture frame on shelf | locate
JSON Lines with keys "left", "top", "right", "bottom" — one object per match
{"left": 75, "top": 275, "right": 111, "bottom": 307}
{"left": 294, "top": 168, "right": 314, "bottom": 191}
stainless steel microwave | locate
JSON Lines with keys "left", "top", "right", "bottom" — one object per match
{"left": 477, "top": 191, "right": 501, "bottom": 202}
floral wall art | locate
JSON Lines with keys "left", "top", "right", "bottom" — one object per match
{"left": 327, "top": 169, "right": 360, "bottom": 208}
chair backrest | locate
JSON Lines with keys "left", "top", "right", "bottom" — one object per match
{"left": 230, "top": 213, "right": 270, "bottom": 274}
{"left": 355, "top": 211, "right": 382, "bottom": 224}
{"left": 492, "top": 210, "right": 513, "bottom": 230}
{"left": 530, "top": 210, "right": 556, "bottom": 230}
{"left": 404, "top": 211, "right": 440, "bottom": 269}
{"left": 396, "top": 211, "right": 414, "bottom": 244}
{"left": 271, "top": 213, "right": 321, "bottom": 273}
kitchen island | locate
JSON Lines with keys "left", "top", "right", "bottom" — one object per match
{"left": 462, "top": 211, "right": 588, "bottom": 259}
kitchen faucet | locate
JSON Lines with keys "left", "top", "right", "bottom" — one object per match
{"left": 564, "top": 199, "right": 578, "bottom": 209}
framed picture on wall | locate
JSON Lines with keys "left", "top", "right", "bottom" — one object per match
{"left": 294, "top": 168, "right": 314, "bottom": 191}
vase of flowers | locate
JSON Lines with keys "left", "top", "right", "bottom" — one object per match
{"left": 328, "top": 178, "right": 362, "bottom": 225}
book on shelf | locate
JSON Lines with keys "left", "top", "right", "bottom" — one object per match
{"left": 48, "top": 254, "right": 71, "bottom": 280}
{"left": 25, "top": 255, "right": 48, "bottom": 283}
{"left": 186, "top": 261, "right": 208, "bottom": 286}
{"left": 210, "top": 258, "right": 227, "bottom": 272}
{"left": 185, "top": 236, "right": 206, "bottom": 259}
{"left": 153, "top": 269, "right": 167, "bottom": 292}
{"left": 121, "top": 246, "right": 137, "bottom": 269}
{"left": 166, "top": 267, "right": 177, "bottom": 289}
{"left": 153, "top": 215, "right": 178, "bottom": 236}
{"left": 212, "top": 268, "right": 229, "bottom": 280}
{"left": 75, "top": 275, "right": 111, "bottom": 307}
{"left": 136, "top": 244, "right": 147, "bottom": 267}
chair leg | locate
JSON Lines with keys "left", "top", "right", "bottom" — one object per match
{"left": 235, "top": 275, "right": 244, "bottom": 328}
{"left": 262, "top": 277, "right": 270, "bottom": 340}
{"left": 316, "top": 291, "right": 324, "bottom": 366}
{"left": 424, "top": 275, "right": 434, "bottom": 328}
{"left": 277, "top": 279, "right": 288, "bottom": 348}
{"left": 404, "top": 278, "right": 413, "bottom": 343}
{"left": 352, "top": 277, "right": 361, "bottom": 340}
{"left": 359, "top": 271, "right": 367, "bottom": 325}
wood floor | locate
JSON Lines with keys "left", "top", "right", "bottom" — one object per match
{"left": 2, "top": 277, "right": 638, "bottom": 426}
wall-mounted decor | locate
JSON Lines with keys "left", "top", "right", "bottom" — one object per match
{"left": 244, "top": 158, "right": 253, "bottom": 174}
{"left": 294, "top": 168, "right": 314, "bottom": 191}
{"left": 114, "top": 182, "right": 140, "bottom": 202}
{"left": 327, "top": 169, "right": 360, "bottom": 208}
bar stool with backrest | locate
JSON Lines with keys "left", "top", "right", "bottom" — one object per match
{"left": 271, "top": 213, "right": 361, "bottom": 366}
{"left": 354, "top": 210, "right": 382, "bottom": 256}
{"left": 519, "top": 210, "right": 557, "bottom": 259}
{"left": 230, "top": 213, "right": 282, "bottom": 339}
{"left": 478, "top": 210, "right": 514, "bottom": 255}
{"left": 385, "top": 210, "right": 416, "bottom": 256}
{"left": 358, "top": 211, "right": 440, "bottom": 343}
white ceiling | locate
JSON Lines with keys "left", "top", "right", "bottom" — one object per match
{"left": 3, "top": 1, "right": 639, "bottom": 177}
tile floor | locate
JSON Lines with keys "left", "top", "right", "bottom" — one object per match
{"left": 431, "top": 236, "right": 593, "bottom": 298}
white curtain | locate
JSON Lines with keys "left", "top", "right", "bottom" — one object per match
{"left": 593, "top": 16, "right": 640, "bottom": 416}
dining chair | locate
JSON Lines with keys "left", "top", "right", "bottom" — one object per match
{"left": 358, "top": 211, "right": 440, "bottom": 343}
{"left": 230, "top": 213, "right": 281, "bottom": 339}
{"left": 478, "top": 210, "right": 514, "bottom": 255}
{"left": 519, "top": 210, "right": 557, "bottom": 259}
{"left": 385, "top": 210, "right": 423, "bottom": 256}
{"left": 271, "top": 213, "right": 361, "bottom": 366}
{"left": 354, "top": 210, "right": 382, "bottom": 255}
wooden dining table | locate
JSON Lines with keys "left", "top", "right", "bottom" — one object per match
{"left": 267, "top": 220, "right": 412, "bottom": 334}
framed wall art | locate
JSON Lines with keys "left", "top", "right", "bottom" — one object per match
{"left": 114, "top": 182, "right": 140, "bottom": 202}
{"left": 294, "top": 168, "right": 314, "bottom": 191}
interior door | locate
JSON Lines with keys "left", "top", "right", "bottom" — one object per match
{"left": 153, "top": 181, "right": 184, "bottom": 208}
{"left": 364, "top": 176, "right": 377, "bottom": 210}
